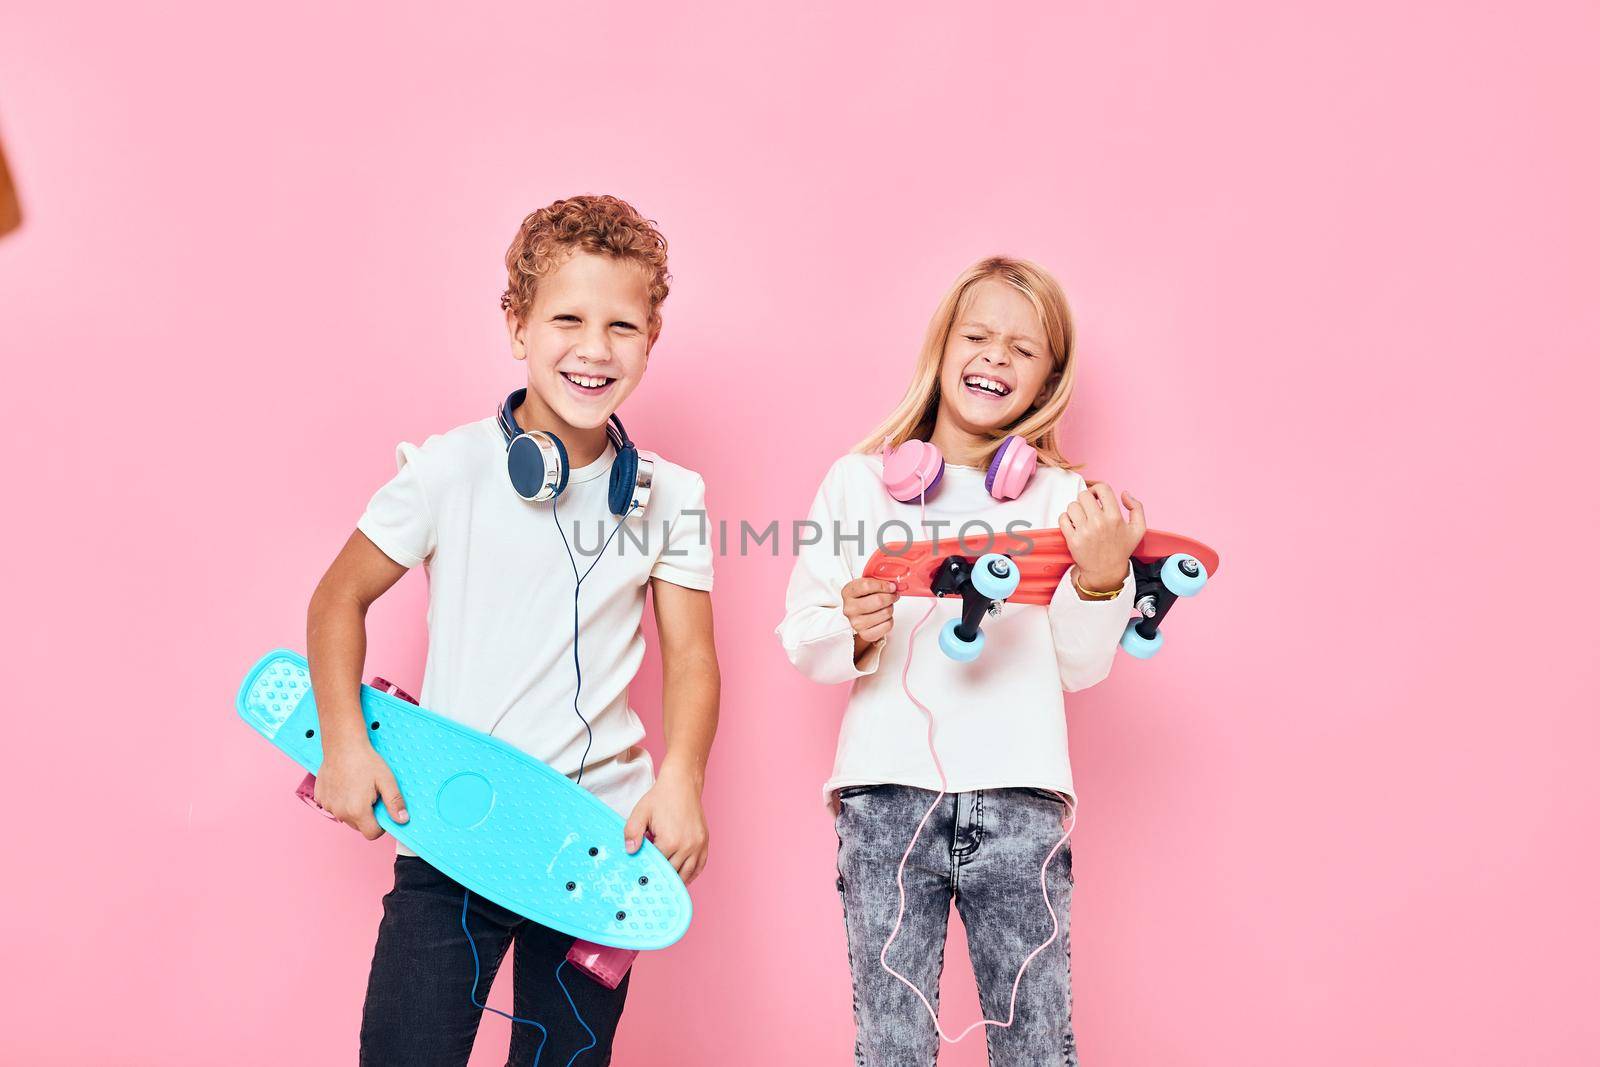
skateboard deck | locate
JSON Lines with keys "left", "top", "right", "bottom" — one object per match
{"left": 864, "top": 526, "right": 1219, "bottom": 605}
{"left": 237, "top": 649, "right": 690, "bottom": 951}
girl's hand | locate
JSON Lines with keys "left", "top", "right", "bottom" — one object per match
{"left": 842, "top": 577, "right": 899, "bottom": 653}
{"left": 623, "top": 768, "right": 709, "bottom": 885}
{"left": 1060, "top": 483, "right": 1146, "bottom": 594}
{"left": 315, "top": 741, "right": 409, "bottom": 840}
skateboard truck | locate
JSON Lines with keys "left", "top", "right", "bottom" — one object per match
{"left": 1119, "top": 553, "right": 1209, "bottom": 659}
{"left": 865, "top": 524, "right": 1218, "bottom": 664}
{"left": 930, "top": 552, "right": 1022, "bottom": 662}
{"left": 925, "top": 550, "right": 1210, "bottom": 663}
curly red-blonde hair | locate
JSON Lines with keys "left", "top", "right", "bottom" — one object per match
{"left": 500, "top": 195, "right": 671, "bottom": 331}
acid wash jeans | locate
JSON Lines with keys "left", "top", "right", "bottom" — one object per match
{"left": 835, "top": 784, "right": 1077, "bottom": 1067}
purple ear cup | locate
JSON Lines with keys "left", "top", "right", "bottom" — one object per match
{"left": 984, "top": 436, "right": 1038, "bottom": 501}
{"left": 983, "top": 437, "right": 1013, "bottom": 495}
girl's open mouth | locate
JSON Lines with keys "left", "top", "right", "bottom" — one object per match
{"left": 963, "top": 374, "right": 1012, "bottom": 401}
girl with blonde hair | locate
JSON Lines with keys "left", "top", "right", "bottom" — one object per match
{"left": 778, "top": 256, "right": 1148, "bottom": 1066}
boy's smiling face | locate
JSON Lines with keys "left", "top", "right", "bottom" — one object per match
{"left": 935, "top": 278, "right": 1057, "bottom": 440}
{"left": 506, "top": 251, "right": 655, "bottom": 439}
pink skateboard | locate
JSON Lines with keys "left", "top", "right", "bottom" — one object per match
{"left": 863, "top": 526, "right": 1220, "bottom": 661}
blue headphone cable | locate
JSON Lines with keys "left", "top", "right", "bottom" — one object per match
{"left": 551, "top": 494, "right": 639, "bottom": 789}
{"left": 459, "top": 493, "right": 638, "bottom": 1065}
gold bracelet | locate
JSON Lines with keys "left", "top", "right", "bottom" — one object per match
{"left": 1071, "top": 568, "right": 1123, "bottom": 600}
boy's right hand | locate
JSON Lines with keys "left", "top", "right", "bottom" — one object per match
{"left": 843, "top": 577, "right": 899, "bottom": 648}
{"left": 315, "top": 743, "right": 409, "bottom": 840}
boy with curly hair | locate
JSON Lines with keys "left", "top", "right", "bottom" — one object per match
{"left": 306, "top": 195, "right": 720, "bottom": 1065}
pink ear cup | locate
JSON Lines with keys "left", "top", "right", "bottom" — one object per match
{"left": 882, "top": 440, "right": 945, "bottom": 502}
{"left": 984, "top": 436, "right": 1038, "bottom": 501}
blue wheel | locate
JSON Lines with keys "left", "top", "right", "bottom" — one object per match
{"left": 1120, "top": 619, "right": 1164, "bottom": 659}
{"left": 939, "top": 618, "right": 985, "bottom": 662}
{"left": 970, "top": 553, "right": 1020, "bottom": 601}
{"left": 1160, "top": 554, "right": 1208, "bottom": 598}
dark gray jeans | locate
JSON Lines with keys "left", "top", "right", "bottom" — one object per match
{"left": 835, "top": 784, "right": 1077, "bottom": 1066}
{"left": 359, "top": 856, "right": 629, "bottom": 1066}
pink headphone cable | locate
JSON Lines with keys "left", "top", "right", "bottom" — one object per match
{"left": 876, "top": 478, "right": 1076, "bottom": 1043}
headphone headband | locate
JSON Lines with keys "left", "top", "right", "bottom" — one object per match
{"left": 497, "top": 390, "right": 525, "bottom": 443}
{"left": 606, "top": 414, "right": 632, "bottom": 455}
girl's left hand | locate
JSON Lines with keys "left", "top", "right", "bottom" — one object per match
{"left": 1059, "top": 483, "right": 1146, "bottom": 593}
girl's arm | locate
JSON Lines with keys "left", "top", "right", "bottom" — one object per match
{"left": 1048, "top": 481, "right": 1144, "bottom": 692}
{"left": 776, "top": 465, "right": 892, "bottom": 683}
{"left": 622, "top": 579, "right": 719, "bottom": 885}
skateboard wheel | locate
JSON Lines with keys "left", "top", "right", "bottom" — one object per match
{"left": 295, "top": 772, "right": 338, "bottom": 820}
{"left": 370, "top": 677, "right": 419, "bottom": 705}
{"left": 969, "top": 553, "right": 1020, "bottom": 601}
{"left": 939, "top": 618, "right": 985, "bottom": 662}
{"left": 1160, "top": 554, "right": 1208, "bottom": 597}
{"left": 1120, "top": 619, "right": 1164, "bottom": 659}
{"left": 567, "top": 940, "right": 639, "bottom": 990}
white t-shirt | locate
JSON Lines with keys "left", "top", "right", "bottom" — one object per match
{"left": 775, "top": 452, "right": 1134, "bottom": 808}
{"left": 357, "top": 417, "right": 714, "bottom": 854}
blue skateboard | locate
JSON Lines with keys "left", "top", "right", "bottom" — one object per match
{"left": 237, "top": 650, "right": 691, "bottom": 951}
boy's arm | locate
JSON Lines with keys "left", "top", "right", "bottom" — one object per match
{"left": 622, "top": 578, "right": 719, "bottom": 885}
{"left": 306, "top": 530, "right": 412, "bottom": 839}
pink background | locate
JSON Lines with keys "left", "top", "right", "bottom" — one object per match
{"left": 3, "top": 2, "right": 1597, "bottom": 1063}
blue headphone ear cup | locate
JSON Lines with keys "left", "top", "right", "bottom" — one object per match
{"left": 506, "top": 430, "right": 571, "bottom": 501}
{"left": 609, "top": 446, "right": 639, "bottom": 516}
{"left": 506, "top": 434, "right": 548, "bottom": 500}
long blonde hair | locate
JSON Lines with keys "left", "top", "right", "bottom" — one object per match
{"left": 854, "top": 256, "right": 1079, "bottom": 469}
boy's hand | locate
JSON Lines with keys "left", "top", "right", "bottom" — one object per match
{"left": 1060, "top": 483, "right": 1146, "bottom": 593}
{"left": 843, "top": 577, "right": 898, "bottom": 652}
{"left": 315, "top": 742, "right": 409, "bottom": 840}
{"left": 622, "top": 768, "right": 709, "bottom": 885}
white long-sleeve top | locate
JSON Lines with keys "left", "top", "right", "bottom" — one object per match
{"left": 776, "top": 452, "right": 1135, "bottom": 806}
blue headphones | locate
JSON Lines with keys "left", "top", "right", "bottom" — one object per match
{"left": 496, "top": 389, "right": 652, "bottom": 516}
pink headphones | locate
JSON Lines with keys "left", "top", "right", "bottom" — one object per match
{"left": 881, "top": 435, "right": 1039, "bottom": 503}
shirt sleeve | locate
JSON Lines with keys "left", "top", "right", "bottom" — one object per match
{"left": 649, "top": 473, "right": 715, "bottom": 591}
{"left": 775, "top": 464, "right": 885, "bottom": 685}
{"left": 1047, "top": 561, "right": 1135, "bottom": 692}
{"left": 355, "top": 442, "right": 437, "bottom": 569}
